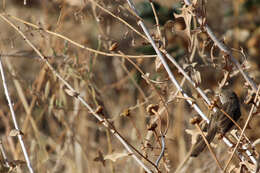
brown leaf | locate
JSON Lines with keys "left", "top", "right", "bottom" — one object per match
{"left": 9, "top": 160, "right": 26, "bottom": 168}
{"left": 147, "top": 122, "right": 157, "bottom": 131}
{"left": 146, "top": 104, "right": 159, "bottom": 116}
{"left": 109, "top": 42, "right": 118, "bottom": 51}
{"left": 189, "top": 116, "right": 202, "bottom": 125}
{"left": 120, "top": 108, "right": 130, "bottom": 117}
{"left": 173, "top": 5, "right": 194, "bottom": 51}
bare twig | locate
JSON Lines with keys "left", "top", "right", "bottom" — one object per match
{"left": 224, "top": 86, "right": 260, "bottom": 171}
{"left": 0, "top": 57, "right": 34, "bottom": 173}
{"left": 90, "top": 0, "right": 148, "bottom": 41}
{"left": 126, "top": 0, "right": 209, "bottom": 123}
{"left": 6, "top": 14, "right": 156, "bottom": 59}
{"left": 149, "top": 1, "right": 163, "bottom": 42}
{"left": 125, "top": 0, "right": 257, "bottom": 168}
{"left": 120, "top": 58, "right": 147, "bottom": 101}
{"left": 155, "top": 136, "right": 165, "bottom": 167}
{"left": 0, "top": 14, "right": 155, "bottom": 173}
{"left": 0, "top": 140, "right": 9, "bottom": 167}
{"left": 183, "top": 0, "right": 258, "bottom": 93}
{"left": 195, "top": 123, "right": 223, "bottom": 171}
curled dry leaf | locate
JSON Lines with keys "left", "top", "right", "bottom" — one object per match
{"left": 190, "top": 116, "right": 202, "bottom": 125}
{"left": 9, "top": 160, "right": 26, "bottom": 168}
{"left": 44, "top": 80, "right": 50, "bottom": 98}
{"left": 146, "top": 104, "right": 159, "bottom": 115}
{"left": 155, "top": 56, "right": 163, "bottom": 72}
{"left": 191, "top": 70, "right": 201, "bottom": 85}
{"left": 239, "top": 160, "right": 256, "bottom": 173}
{"left": 183, "top": 62, "right": 201, "bottom": 85}
{"left": 173, "top": 5, "right": 194, "bottom": 51}
{"left": 64, "top": 88, "right": 79, "bottom": 97}
{"left": 104, "top": 152, "right": 129, "bottom": 162}
{"left": 93, "top": 151, "right": 106, "bottom": 166}
{"left": 120, "top": 108, "right": 130, "bottom": 117}
{"left": 147, "top": 122, "right": 157, "bottom": 131}
{"left": 227, "top": 164, "right": 239, "bottom": 173}
{"left": 252, "top": 138, "right": 260, "bottom": 147}
{"left": 9, "top": 129, "right": 24, "bottom": 137}
{"left": 95, "top": 106, "right": 104, "bottom": 115}
{"left": 109, "top": 42, "right": 119, "bottom": 51}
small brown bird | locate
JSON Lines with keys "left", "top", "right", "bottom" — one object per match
{"left": 191, "top": 89, "right": 241, "bottom": 157}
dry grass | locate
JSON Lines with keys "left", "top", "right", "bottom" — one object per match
{"left": 0, "top": 0, "right": 259, "bottom": 172}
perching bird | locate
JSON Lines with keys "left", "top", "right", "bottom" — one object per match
{"left": 190, "top": 89, "right": 241, "bottom": 157}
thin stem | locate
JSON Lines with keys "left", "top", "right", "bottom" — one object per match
{"left": 195, "top": 124, "right": 223, "bottom": 171}
{"left": 6, "top": 14, "right": 156, "bottom": 59}
{"left": 0, "top": 140, "right": 9, "bottom": 167}
{"left": 0, "top": 14, "right": 155, "bottom": 173}
{"left": 0, "top": 58, "right": 34, "bottom": 173}
{"left": 155, "top": 136, "right": 165, "bottom": 167}
{"left": 90, "top": 0, "right": 148, "bottom": 41}
{"left": 224, "top": 86, "right": 260, "bottom": 171}
{"left": 184, "top": 0, "right": 257, "bottom": 93}
{"left": 125, "top": 0, "right": 257, "bottom": 168}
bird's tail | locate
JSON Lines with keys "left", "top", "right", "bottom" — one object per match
{"left": 190, "top": 125, "right": 218, "bottom": 157}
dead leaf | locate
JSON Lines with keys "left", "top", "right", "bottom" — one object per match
{"left": 104, "top": 152, "right": 129, "bottom": 162}
{"left": 146, "top": 104, "right": 159, "bottom": 116}
{"left": 64, "top": 88, "right": 79, "bottom": 97}
{"left": 9, "top": 160, "right": 26, "bottom": 168}
{"left": 239, "top": 160, "right": 256, "bottom": 172}
{"left": 120, "top": 108, "right": 130, "bottom": 117}
{"left": 93, "top": 151, "right": 106, "bottom": 166}
{"left": 191, "top": 70, "right": 201, "bottom": 85}
{"left": 173, "top": 5, "right": 194, "bottom": 51}
{"left": 227, "top": 164, "right": 239, "bottom": 173}
{"left": 189, "top": 116, "right": 202, "bottom": 125}
{"left": 9, "top": 129, "right": 23, "bottom": 137}
{"left": 147, "top": 122, "right": 157, "bottom": 131}
{"left": 109, "top": 42, "right": 118, "bottom": 51}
